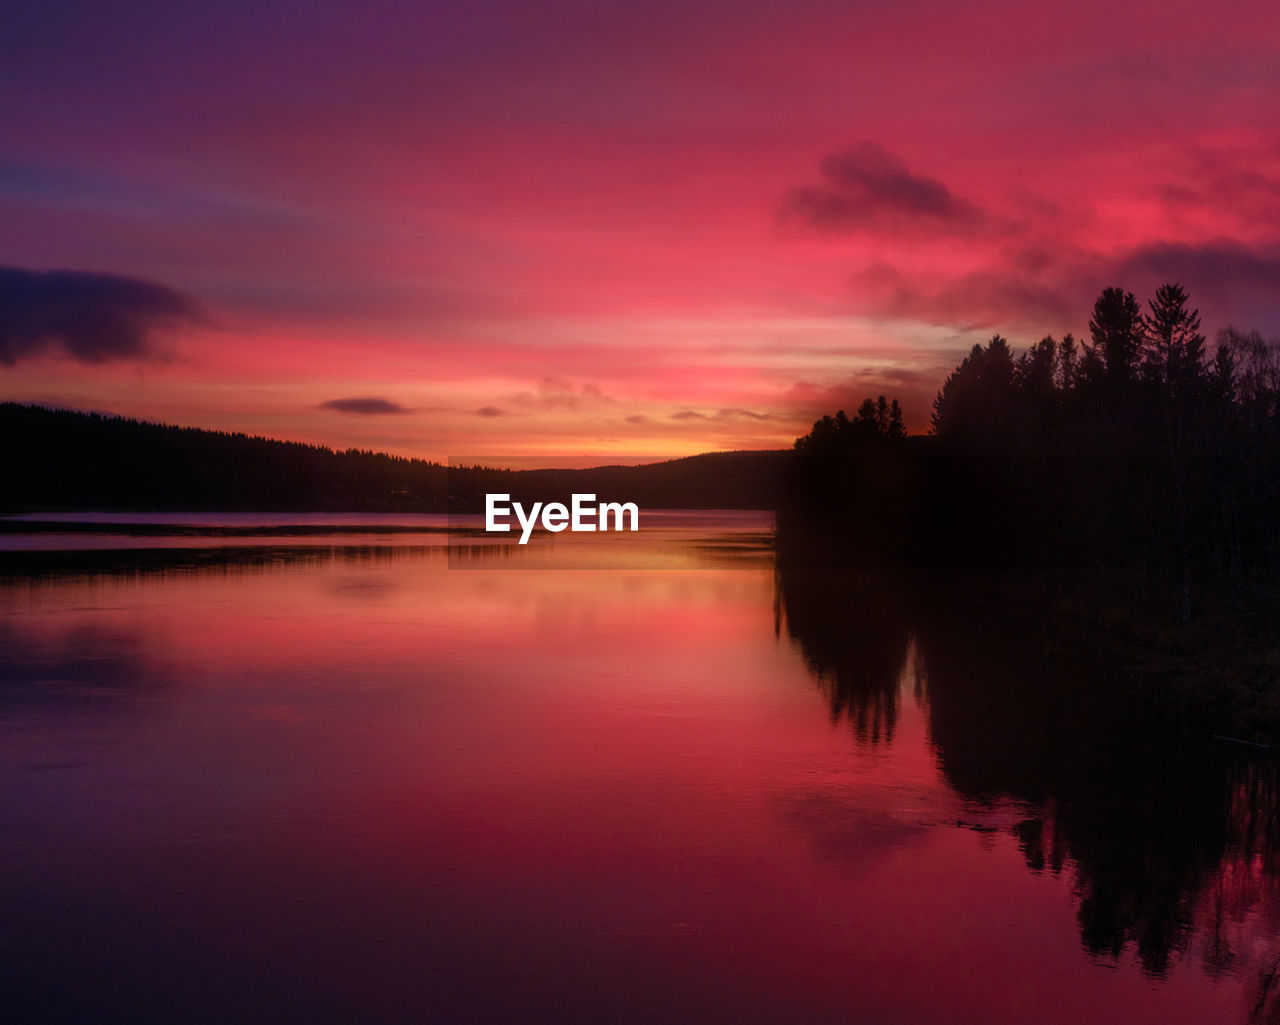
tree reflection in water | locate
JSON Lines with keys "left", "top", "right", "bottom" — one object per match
{"left": 775, "top": 569, "right": 915, "bottom": 744}
{"left": 777, "top": 567, "right": 1280, "bottom": 1017}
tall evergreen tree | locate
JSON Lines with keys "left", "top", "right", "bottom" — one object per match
{"left": 1087, "top": 287, "right": 1144, "bottom": 386}
{"left": 931, "top": 335, "right": 1016, "bottom": 438}
{"left": 1017, "top": 335, "right": 1059, "bottom": 400}
{"left": 1057, "top": 334, "right": 1079, "bottom": 391}
{"left": 1144, "top": 283, "right": 1206, "bottom": 393}
{"left": 888, "top": 399, "right": 906, "bottom": 440}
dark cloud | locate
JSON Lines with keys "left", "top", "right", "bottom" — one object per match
{"left": 1111, "top": 240, "right": 1280, "bottom": 332}
{"left": 670, "top": 410, "right": 707, "bottom": 421}
{"left": 784, "top": 142, "right": 987, "bottom": 236}
{"left": 474, "top": 406, "right": 506, "bottom": 418}
{"left": 318, "top": 396, "right": 413, "bottom": 415}
{"left": 1114, "top": 239, "right": 1280, "bottom": 296}
{"left": 624, "top": 414, "right": 652, "bottom": 425}
{"left": 0, "top": 265, "right": 202, "bottom": 366}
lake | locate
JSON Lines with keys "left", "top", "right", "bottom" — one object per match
{"left": 1, "top": 512, "right": 1277, "bottom": 1024}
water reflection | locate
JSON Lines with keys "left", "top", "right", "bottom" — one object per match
{"left": 0, "top": 542, "right": 439, "bottom": 580}
{"left": 775, "top": 570, "right": 914, "bottom": 743}
{"left": 3, "top": 534, "right": 1279, "bottom": 1024}
{"left": 778, "top": 567, "right": 1280, "bottom": 1003}
{"left": 0, "top": 616, "right": 166, "bottom": 713}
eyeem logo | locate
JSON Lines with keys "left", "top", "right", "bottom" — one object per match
{"left": 485, "top": 493, "right": 639, "bottom": 544}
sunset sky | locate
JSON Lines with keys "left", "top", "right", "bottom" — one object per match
{"left": 3, "top": 0, "right": 1278, "bottom": 462}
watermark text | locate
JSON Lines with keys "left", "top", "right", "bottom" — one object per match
{"left": 485, "top": 493, "right": 639, "bottom": 544}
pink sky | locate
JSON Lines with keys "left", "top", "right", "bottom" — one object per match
{"left": 2, "top": 0, "right": 1278, "bottom": 461}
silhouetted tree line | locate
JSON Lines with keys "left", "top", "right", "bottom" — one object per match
{"left": 0, "top": 404, "right": 452, "bottom": 512}
{"left": 782, "top": 284, "right": 1280, "bottom": 622}
{"left": 0, "top": 404, "right": 785, "bottom": 513}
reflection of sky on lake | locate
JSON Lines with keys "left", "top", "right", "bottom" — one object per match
{"left": 1, "top": 526, "right": 1277, "bottom": 1024}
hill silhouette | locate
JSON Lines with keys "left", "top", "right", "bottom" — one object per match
{"left": 0, "top": 403, "right": 787, "bottom": 513}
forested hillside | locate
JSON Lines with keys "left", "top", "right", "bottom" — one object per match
{"left": 0, "top": 404, "right": 787, "bottom": 512}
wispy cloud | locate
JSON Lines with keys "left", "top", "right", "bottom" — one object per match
{"left": 668, "top": 408, "right": 787, "bottom": 424}
{"left": 511, "top": 376, "right": 613, "bottom": 410}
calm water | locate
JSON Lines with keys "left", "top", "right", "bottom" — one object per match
{"left": 2, "top": 514, "right": 1278, "bottom": 1024}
